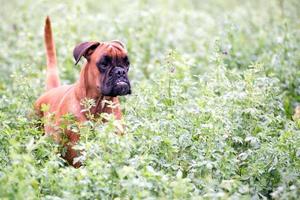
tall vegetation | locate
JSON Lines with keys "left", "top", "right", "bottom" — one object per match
{"left": 0, "top": 0, "right": 299, "bottom": 199}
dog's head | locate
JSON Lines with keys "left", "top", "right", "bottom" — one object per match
{"left": 73, "top": 41, "right": 131, "bottom": 97}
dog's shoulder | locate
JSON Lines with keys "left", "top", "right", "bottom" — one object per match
{"left": 35, "top": 85, "right": 75, "bottom": 114}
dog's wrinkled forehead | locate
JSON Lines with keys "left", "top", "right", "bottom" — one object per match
{"left": 98, "top": 41, "right": 126, "bottom": 55}
{"left": 73, "top": 40, "right": 127, "bottom": 65}
{"left": 92, "top": 41, "right": 128, "bottom": 65}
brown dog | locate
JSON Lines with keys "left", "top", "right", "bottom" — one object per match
{"left": 35, "top": 17, "right": 131, "bottom": 167}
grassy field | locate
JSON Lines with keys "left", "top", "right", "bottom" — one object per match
{"left": 0, "top": 0, "right": 300, "bottom": 199}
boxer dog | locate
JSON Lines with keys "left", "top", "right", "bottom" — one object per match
{"left": 35, "top": 17, "right": 131, "bottom": 167}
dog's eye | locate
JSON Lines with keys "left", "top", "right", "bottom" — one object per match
{"left": 97, "top": 55, "right": 112, "bottom": 71}
{"left": 100, "top": 63, "right": 107, "bottom": 68}
{"left": 123, "top": 56, "right": 130, "bottom": 66}
{"left": 96, "top": 62, "right": 108, "bottom": 72}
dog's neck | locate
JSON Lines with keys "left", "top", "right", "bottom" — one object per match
{"left": 74, "top": 63, "right": 115, "bottom": 115}
{"left": 75, "top": 63, "right": 97, "bottom": 99}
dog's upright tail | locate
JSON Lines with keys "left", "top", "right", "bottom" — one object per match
{"left": 44, "top": 16, "right": 60, "bottom": 91}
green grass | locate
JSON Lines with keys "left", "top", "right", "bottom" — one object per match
{"left": 0, "top": 0, "right": 300, "bottom": 199}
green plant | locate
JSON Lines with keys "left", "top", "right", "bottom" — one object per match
{"left": 0, "top": 0, "right": 299, "bottom": 199}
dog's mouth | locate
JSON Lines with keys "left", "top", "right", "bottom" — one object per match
{"left": 112, "top": 80, "right": 131, "bottom": 96}
{"left": 101, "top": 78, "right": 131, "bottom": 97}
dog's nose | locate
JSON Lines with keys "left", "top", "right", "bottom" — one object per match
{"left": 115, "top": 67, "right": 126, "bottom": 78}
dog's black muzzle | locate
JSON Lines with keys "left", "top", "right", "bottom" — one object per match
{"left": 102, "top": 67, "right": 131, "bottom": 96}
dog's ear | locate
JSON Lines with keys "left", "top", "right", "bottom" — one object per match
{"left": 73, "top": 42, "right": 100, "bottom": 65}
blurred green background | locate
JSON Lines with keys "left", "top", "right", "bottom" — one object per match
{"left": 0, "top": 0, "right": 300, "bottom": 199}
{"left": 1, "top": 0, "right": 300, "bottom": 114}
